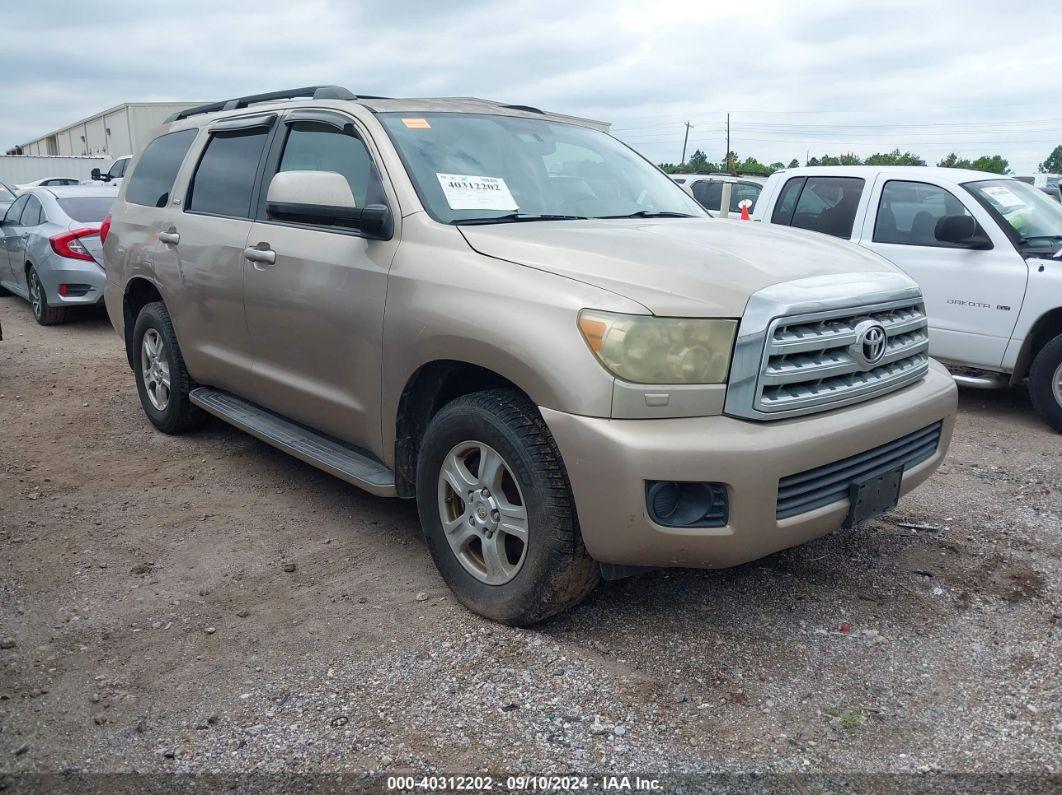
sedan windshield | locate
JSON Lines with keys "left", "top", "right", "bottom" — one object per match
{"left": 964, "top": 179, "right": 1062, "bottom": 248}
{"left": 379, "top": 113, "right": 705, "bottom": 224}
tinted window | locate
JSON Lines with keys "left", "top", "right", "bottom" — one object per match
{"left": 771, "top": 177, "right": 805, "bottom": 224}
{"left": 874, "top": 180, "right": 976, "bottom": 246}
{"left": 109, "top": 158, "right": 128, "bottom": 178}
{"left": 730, "top": 182, "right": 761, "bottom": 212}
{"left": 789, "top": 177, "right": 864, "bottom": 238}
{"left": 57, "top": 197, "right": 114, "bottom": 223}
{"left": 42, "top": 178, "right": 78, "bottom": 186}
{"left": 3, "top": 194, "right": 29, "bottom": 225}
{"left": 126, "top": 129, "right": 198, "bottom": 208}
{"left": 277, "top": 122, "right": 382, "bottom": 208}
{"left": 20, "top": 197, "right": 43, "bottom": 226}
{"left": 188, "top": 129, "right": 269, "bottom": 218}
{"left": 1014, "top": 176, "right": 1034, "bottom": 184}
{"left": 692, "top": 180, "right": 723, "bottom": 211}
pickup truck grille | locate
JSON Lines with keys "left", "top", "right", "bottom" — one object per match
{"left": 755, "top": 299, "right": 929, "bottom": 416}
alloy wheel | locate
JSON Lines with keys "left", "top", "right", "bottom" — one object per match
{"left": 28, "top": 271, "right": 43, "bottom": 320}
{"left": 437, "top": 440, "right": 529, "bottom": 585}
{"left": 140, "top": 328, "right": 172, "bottom": 411}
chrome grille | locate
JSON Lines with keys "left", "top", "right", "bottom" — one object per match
{"left": 756, "top": 299, "right": 929, "bottom": 415}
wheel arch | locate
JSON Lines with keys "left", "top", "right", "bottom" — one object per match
{"left": 122, "top": 277, "right": 165, "bottom": 369}
{"left": 1011, "top": 307, "right": 1062, "bottom": 385}
{"left": 392, "top": 360, "right": 532, "bottom": 498}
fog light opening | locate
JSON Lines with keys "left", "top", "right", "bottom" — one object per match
{"left": 646, "top": 481, "right": 729, "bottom": 528}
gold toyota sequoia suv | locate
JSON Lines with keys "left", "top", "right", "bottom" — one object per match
{"left": 103, "top": 86, "right": 958, "bottom": 624}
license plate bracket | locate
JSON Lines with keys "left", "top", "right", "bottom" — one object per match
{"left": 844, "top": 465, "right": 904, "bottom": 528}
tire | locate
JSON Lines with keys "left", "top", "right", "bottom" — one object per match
{"left": 416, "top": 389, "right": 599, "bottom": 625}
{"left": 1028, "top": 332, "right": 1062, "bottom": 433}
{"left": 131, "top": 301, "right": 205, "bottom": 434}
{"left": 27, "top": 266, "right": 66, "bottom": 326}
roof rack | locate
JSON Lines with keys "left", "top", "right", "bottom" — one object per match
{"left": 165, "top": 86, "right": 386, "bottom": 123}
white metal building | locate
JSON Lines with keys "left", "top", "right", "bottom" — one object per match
{"left": 15, "top": 102, "right": 201, "bottom": 159}
{"left": 0, "top": 155, "right": 107, "bottom": 186}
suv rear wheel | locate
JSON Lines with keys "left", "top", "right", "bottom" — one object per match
{"left": 1028, "top": 332, "right": 1062, "bottom": 433}
{"left": 416, "top": 389, "right": 599, "bottom": 625}
{"left": 28, "top": 266, "right": 66, "bottom": 325}
{"left": 132, "top": 301, "right": 205, "bottom": 434}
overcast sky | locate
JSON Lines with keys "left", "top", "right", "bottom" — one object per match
{"left": 3, "top": 0, "right": 1061, "bottom": 172}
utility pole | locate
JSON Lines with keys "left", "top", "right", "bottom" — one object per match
{"left": 726, "top": 113, "right": 731, "bottom": 174}
{"left": 680, "top": 121, "right": 692, "bottom": 164}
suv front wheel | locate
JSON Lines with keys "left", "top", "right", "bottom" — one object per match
{"left": 132, "top": 301, "right": 205, "bottom": 434}
{"left": 1029, "top": 332, "right": 1062, "bottom": 433}
{"left": 416, "top": 389, "right": 599, "bottom": 625}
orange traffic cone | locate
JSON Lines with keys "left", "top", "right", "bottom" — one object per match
{"left": 740, "top": 203, "right": 751, "bottom": 221}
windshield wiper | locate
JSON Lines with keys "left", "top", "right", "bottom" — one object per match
{"left": 596, "top": 210, "right": 698, "bottom": 219}
{"left": 1017, "top": 234, "right": 1062, "bottom": 245}
{"left": 454, "top": 213, "right": 586, "bottom": 225}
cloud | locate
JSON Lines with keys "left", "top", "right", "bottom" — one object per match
{"left": 2, "top": 0, "right": 1060, "bottom": 170}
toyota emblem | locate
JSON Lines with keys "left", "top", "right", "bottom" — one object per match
{"left": 851, "top": 320, "right": 888, "bottom": 369}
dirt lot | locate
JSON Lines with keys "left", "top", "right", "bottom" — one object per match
{"left": 0, "top": 295, "right": 1059, "bottom": 784}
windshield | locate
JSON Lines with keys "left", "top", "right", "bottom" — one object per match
{"left": 964, "top": 179, "right": 1062, "bottom": 248}
{"left": 57, "top": 196, "right": 114, "bottom": 223}
{"left": 0, "top": 184, "right": 14, "bottom": 202}
{"left": 379, "top": 112, "right": 705, "bottom": 223}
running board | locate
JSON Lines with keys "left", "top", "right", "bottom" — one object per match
{"left": 189, "top": 387, "right": 395, "bottom": 496}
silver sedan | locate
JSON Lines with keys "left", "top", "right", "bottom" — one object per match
{"left": 0, "top": 185, "right": 117, "bottom": 325}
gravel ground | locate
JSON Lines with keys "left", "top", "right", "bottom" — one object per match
{"left": 0, "top": 295, "right": 1059, "bottom": 787}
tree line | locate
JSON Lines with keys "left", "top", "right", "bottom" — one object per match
{"left": 659, "top": 144, "right": 1062, "bottom": 178}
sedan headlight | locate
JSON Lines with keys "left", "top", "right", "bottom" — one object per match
{"left": 578, "top": 310, "right": 737, "bottom": 384}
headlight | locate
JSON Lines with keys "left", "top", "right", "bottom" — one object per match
{"left": 578, "top": 310, "right": 736, "bottom": 384}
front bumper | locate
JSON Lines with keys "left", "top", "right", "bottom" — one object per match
{"left": 36, "top": 259, "right": 107, "bottom": 307}
{"left": 542, "top": 360, "right": 957, "bottom": 569}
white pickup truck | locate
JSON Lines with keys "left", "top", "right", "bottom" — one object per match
{"left": 755, "top": 166, "right": 1062, "bottom": 431}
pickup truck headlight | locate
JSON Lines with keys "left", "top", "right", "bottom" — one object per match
{"left": 578, "top": 310, "right": 737, "bottom": 384}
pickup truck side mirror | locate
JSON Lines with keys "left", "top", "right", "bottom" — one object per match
{"left": 935, "top": 214, "right": 991, "bottom": 249}
{"left": 265, "top": 170, "right": 390, "bottom": 238}
{"left": 90, "top": 167, "right": 109, "bottom": 182}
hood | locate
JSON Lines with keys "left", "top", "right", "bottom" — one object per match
{"left": 459, "top": 218, "right": 900, "bottom": 316}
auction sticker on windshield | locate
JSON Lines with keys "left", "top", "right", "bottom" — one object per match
{"left": 436, "top": 173, "right": 518, "bottom": 211}
{"left": 983, "top": 185, "right": 1024, "bottom": 209}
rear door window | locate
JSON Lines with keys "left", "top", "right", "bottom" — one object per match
{"left": 778, "top": 176, "right": 865, "bottom": 238}
{"left": 691, "top": 180, "right": 723, "bottom": 211}
{"left": 126, "top": 129, "right": 198, "bottom": 208}
{"left": 188, "top": 129, "right": 270, "bottom": 218}
{"left": 20, "top": 196, "right": 43, "bottom": 227}
{"left": 4, "top": 194, "right": 29, "bottom": 225}
{"left": 771, "top": 177, "right": 805, "bottom": 224}
{"left": 873, "top": 180, "right": 977, "bottom": 246}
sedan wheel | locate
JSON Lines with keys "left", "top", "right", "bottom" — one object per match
{"left": 28, "top": 271, "right": 43, "bottom": 320}
{"left": 140, "top": 328, "right": 172, "bottom": 411}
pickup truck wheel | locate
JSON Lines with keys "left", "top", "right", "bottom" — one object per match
{"left": 28, "top": 267, "right": 66, "bottom": 326}
{"left": 1028, "top": 333, "right": 1062, "bottom": 433}
{"left": 416, "top": 389, "right": 599, "bottom": 625}
{"left": 132, "top": 301, "right": 205, "bottom": 434}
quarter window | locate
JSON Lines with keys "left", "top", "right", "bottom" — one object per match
{"left": 188, "top": 129, "right": 270, "bottom": 218}
{"left": 874, "top": 180, "right": 976, "bottom": 247}
{"left": 771, "top": 177, "right": 804, "bottom": 225}
{"left": 276, "top": 122, "right": 384, "bottom": 208}
{"left": 126, "top": 129, "right": 198, "bottom": 208}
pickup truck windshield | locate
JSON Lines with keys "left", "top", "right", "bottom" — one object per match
{"left": 379, "top": 113, "right": 704, "bottom": 224}
{"left": 964, "top": 179, "right": 1062, "bottom": 248}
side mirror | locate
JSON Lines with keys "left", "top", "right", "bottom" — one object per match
{"left": 90, "top": 168, "right": 104, "bottom": 181}
{"left": 935, "top": 214, "right": 990, "bottom": 249}
{"left": 265, "top": 170, "right": 390, "bottom": 237}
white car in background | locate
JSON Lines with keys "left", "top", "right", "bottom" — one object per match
{"left": 755, "top": 166, "right": 1062, "bottom": 431}
{"left": 671, "top": 173, "right": 764, "bottom": 217}
{"left": 14, "top": 177, "right": 81, "bottom": 193}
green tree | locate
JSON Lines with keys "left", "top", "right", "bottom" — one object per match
{"left": 1038, "top": 145, "right": 1062, "bottom": 174}
{"left": 686, "top": 149, "right": 714, "bottom": 173}
{"left": 788, "top": 158, "right": 800, "bottom": 169}
{"left": 968, "top": 154, "right": 1009, "bottom": 174}
{"left": 865, "top": 149, "right": 925, "bottom": 166}
{"left": 769, "top": 161, "right": 786, "bottom": 172}
{"left": 937, "top": 152, "right": 963, "bottom": 168}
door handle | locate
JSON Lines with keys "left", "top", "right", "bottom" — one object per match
{"left": 158, "top": 230, "right": 180, "bottom": 245}
{"left": 244, "top": 245, "right": 276, "bottom": 266}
